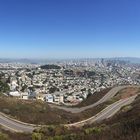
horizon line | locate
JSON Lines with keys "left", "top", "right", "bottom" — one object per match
{"left": 0, "top": 57, "right": 140, "bottom": 60}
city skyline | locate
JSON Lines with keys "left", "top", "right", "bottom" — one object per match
{"left": 0, "top": 0, "right": 140, "bottom": 59}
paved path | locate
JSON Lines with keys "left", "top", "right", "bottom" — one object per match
{"left": 66, "top": 95, "right": 137, "bottom": 127}
{"left": 0, "top": 114, "right": 36, "bottom": 133}
{"left": 0, "top": 86, "right": 138, "bottom": 133}
{"left": 50, "top": 86, "right": 133, "bottom": 113}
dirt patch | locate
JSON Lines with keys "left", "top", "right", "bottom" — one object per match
{"left": 115, "top": 87, "right": 140, "bottom": 99}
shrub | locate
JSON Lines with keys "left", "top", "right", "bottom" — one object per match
{"left": 0, "top": 132, "right": 9, "bottom": 140}
{"left": 32, "top": 133, "right": 43, "bottom": 140}
{"left": 84, "top": 127, "right": 102, "bottom": 135}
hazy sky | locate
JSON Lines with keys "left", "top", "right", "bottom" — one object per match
{"left": 0, "top": 0, "right": 140, "bottom": 59}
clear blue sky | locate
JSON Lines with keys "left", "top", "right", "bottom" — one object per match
{"left": 0, "top": 0, "right": 140, "bottom": 59}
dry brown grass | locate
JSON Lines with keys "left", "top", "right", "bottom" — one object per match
{"left": 115, "top": 87, "right": 140, "bottom": 99}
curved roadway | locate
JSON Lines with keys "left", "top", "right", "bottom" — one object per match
{"left": 0, "top": 86, "right": 138, "bottom": 133}
{"left": 50, "top": 86, "right": 133, "bottom": 113}
{"left": 0, "top": 113, "right": 36, "bottom": 133}
{"left": 66, "top": 95, "right": 137, "bottom": 127}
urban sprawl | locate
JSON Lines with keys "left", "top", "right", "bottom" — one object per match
{"left": 0, "top": 59, "right": 140, "bottom": 106}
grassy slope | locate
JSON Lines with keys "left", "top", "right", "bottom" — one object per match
{"left": 0, "top": 96, "right": 115, "bottom": 125}
{"left": 0, "top": 90, "right": 140, "bottom": 140}
{"left": 34, "top": 95, "right": 140, "bottom": 140}
{"left": 0, "top": 97, "right": 76, "bottom": 125}
{"left": 75, "top": 88, "right": 111, "bottom": 107}
{"left": 0, "top": 87, "right": 139, "bottom": 125}
{"left": 0, "top": 88, "right": 114, "bottom": 125}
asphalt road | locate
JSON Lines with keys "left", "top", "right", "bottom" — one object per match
{"left": 0, "top": 86, "right": 138, "bottom": 133}
{"left": 50, "top": 86, "right": 132, "bottom": 113}
{"left": 66, "top": 95, "right": 137, "bottom": 127}
{"left": 0, "top": 114, "right": 36, "bottom": 133}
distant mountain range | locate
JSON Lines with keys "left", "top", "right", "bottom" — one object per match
{"left": 0, "top": 57, "right": 140, "bottom": 64}
{"left": 106, "top": 57, "right": 140, "bottom": 64}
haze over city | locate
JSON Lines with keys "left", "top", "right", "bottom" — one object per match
{"left": 0, "top": 1, "right": 140, "bottom": 140}
{"left": 0, "top": 0, "right": 140, "bottom": 59}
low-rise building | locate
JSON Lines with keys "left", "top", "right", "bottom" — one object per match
{"left": 45, "top": 94, "right": 54, "bottom": 103}
{"left": 9, "top": 91, "right": 20, "bottom": 97}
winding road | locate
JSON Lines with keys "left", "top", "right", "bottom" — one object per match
{"left": 0, "top": 113, "right": 36, "bottom": 133}
{"left": 66, "top": 95, "right": 137, "bottom": 127}
{"left": 50, "top": 86, "right": 135, "bottom": 113}
{"left": 0, "top": 86, "right": 139, "bottom": 133}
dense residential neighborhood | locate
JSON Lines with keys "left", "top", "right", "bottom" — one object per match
{"left": 0, "top": 59, "right": 140, "bottom": 106}
{"left": 1, "top": 0, "right": 140, "bottom": 139}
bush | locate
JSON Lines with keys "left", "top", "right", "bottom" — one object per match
{"left": 84, "top": 127, "right": 102, "bottom": 135}
{"left": 0, "top": 132, "right": 9, "bottom": 140}
{"left": 32, "top": 133, "right": 43, "bottom": 140}
{"left": 0, "top": 81, "right": 10, "bottom": 93}
{"left": 2, "top": 108, "right": 10, "bottom": 114}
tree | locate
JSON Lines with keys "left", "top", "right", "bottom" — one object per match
{"left": 0, "top": 132, "right": 9, "bottom": 140}
{"left": 32, "top": 133, "right": 43, "bottom": 140}
{"left": 0, "top": 81, "right": 10, "bottom": 93}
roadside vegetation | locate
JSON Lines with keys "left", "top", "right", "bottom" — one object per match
{"left": 0, "top": 96, "right": 117, "bottom": 125}
{"left": 0, "top": 87, "right": 139, "bottom": 125}
{"left": 74, "top": 88, "right": 111, "bottom": 107}
{"left": 114, "top": 87, "right": 140, "bottom": 99}
{"left": 74, "top": 86, "right": 140, "bottom": 108}
{"left": 0, "top": 127, "right": 31, "bottom": 140}
{"left": 0, "top": 90, "right": 140, "bottom": 140}
{"left": 0, "top": 132, "right": 9, "bottom": 140}
{"left": 30, "top": 94, "right": 140, "bottom": 140}
{"left": 0, "top": 97, "right": 75, "bottom": 125}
